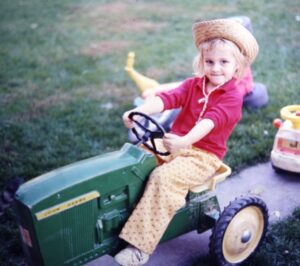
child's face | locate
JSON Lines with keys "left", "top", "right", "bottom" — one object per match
{"left": 203, "top": 44, "right": 238, "bottom": 87}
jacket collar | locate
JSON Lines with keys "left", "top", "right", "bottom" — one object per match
{"left": 196, "top": 76, "right": 237, "bottom": 93}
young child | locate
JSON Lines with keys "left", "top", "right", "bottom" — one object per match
{"left": 115, "top": 18, "right": 259, "bottom": 266}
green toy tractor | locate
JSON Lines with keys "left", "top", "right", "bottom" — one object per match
{"left": 14, "top": 112, "right": 268, "bottom": 266}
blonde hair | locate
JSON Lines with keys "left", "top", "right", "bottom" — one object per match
{"left": 193, "top": 38, "right": 249, "bottom": 80}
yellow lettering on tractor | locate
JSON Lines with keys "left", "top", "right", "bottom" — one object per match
{"left": 35, "top": 191, "right": 100, "bottom": 221}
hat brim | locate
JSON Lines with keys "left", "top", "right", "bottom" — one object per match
{"left": 192, "top": 19, "right": 259, "bottom": 64}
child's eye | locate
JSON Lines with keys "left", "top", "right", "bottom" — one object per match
{"left": 221, "top": 60, "right": 229, "bottom": 64}
{"left": 205, "top": 60, "right": 213, "bottom": 64}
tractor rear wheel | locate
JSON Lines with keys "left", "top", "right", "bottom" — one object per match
{"left": 209, "top": 196, "right": 268, "bottom": 266}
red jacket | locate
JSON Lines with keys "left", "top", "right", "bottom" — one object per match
{"left": 158, "top": 77, "right": 243, "bottom": 159}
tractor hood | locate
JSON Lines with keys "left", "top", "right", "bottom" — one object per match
{"left": 15, "top": 143, "right": 155, "bottom": 207}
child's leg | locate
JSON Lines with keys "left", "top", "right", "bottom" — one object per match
{"left": 119, "top": 147, "right": 221, "bottom": 254}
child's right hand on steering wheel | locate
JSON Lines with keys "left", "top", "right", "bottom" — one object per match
{"left": 123, "top": 110, "right": 136, "bottom": 128}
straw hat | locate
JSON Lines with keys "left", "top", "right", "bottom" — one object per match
{"left": 192, "top": 19, "right": 259, "bottom": 64}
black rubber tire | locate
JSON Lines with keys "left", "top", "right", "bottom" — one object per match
{"left": 272, "top": 163, "right": 300, "bottom": 175}
{"left": 209, "top": 196, "right": 268, "bottom": 266}
{"left": 271, "top": 163, "right": 284, "bottom": 173}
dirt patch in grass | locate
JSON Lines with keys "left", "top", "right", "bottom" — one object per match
{"left": 70, "top": 1, "right": 172, "bottom": 57}
{"left": 81, "top": 40, "right": 132, "bottom": 57}
{"left": 85, "top": 2, "right": 128, "bottom": 17}
{"left": 73, "top": 83, "right": 133, "bottom": 103}
{"left": 82, "top": 1, "right": 176, "bottom": 18}
{"left": 12, "top": 93, "right": 74, "bottom": 122}
{"left": 119, "top": 19, "right": 167, "bottom": 33}
{"left": 32, "top": 93, "right": 73, "bottom": 110}
{"left": 71, "top": 1, "right": 171, "bottom": 34}
{"left": 199, "top": 4, "right": 237, "bottom": 14}
{"left": 144, "top": 61, "right": 192, "bottom": 82}
{"left": 6, "top": 83, "right": 134, "bottom": 122}
{"left": 2, "top": 90, "right": 74, "bottom": 122}
{"left": 92, "top": 16, "right": 167, "bottom": 35}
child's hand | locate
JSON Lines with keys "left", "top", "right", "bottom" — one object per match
{"left": 122, "top": 110, "right": 135, "bottom": 128}
{"left": 142, "top": 89, "right": 156, "bottom": 99}
{"left": 163, "top": 133, "right": 190, "bottom": 153}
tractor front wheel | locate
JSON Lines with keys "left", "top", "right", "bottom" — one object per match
{"left": 210, "top": 196, "right": 268, "bottom": 266}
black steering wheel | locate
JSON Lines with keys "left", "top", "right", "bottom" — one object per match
{"left": 128, "top": 111, "right": 170, "bottom": 156}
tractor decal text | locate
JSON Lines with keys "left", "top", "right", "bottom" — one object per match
{"left": 35, "top": 191, "right": 100, "bottom": 220}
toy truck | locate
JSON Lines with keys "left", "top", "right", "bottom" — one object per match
{"left": 271, "top": 105, "right": 300, "bottom": 173}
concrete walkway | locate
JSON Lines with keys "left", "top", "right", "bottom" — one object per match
{"left": 87, "top": 162, "right": 300, "bottom": 266}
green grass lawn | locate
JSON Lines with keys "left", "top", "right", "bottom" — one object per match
{"left": 0, "top": 0, "right": 299, "bottom": 265}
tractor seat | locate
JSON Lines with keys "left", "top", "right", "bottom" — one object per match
{"left": 190, "top": 163, "right": 231, "bottom": 194}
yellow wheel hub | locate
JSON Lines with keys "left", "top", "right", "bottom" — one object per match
{"left": 222, "top": 206, "right": 264, "bottom": 263}
{"left": 280, "top": 105, "right": 300, "bottom": 129}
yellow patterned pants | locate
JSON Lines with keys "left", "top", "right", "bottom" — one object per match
{"left": 119, "top": 145, "right": 221, "bottom": 254}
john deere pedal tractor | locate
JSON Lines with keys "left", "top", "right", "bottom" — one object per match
{"left": 14, "top": 112, "right": 268, "bottom": 266}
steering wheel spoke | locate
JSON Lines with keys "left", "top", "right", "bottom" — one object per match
{"left": 150, "top": 131, "right": 164, "bottom": 139}
{"left": 133, "top": 119, "right": 149, "bottom": 132}
{"left": 150, "top": 137, "right": 157, "bottom": 150}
